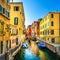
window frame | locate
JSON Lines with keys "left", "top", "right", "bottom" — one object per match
{"left": 14, "top": 6, "right": 19, "bottom": 11}
{"left": 51, "top": 38, "right": 55, "bottom": 43}
{"left": 51, "top": 30, "right": 54, "bottom": 35}
{"left": 51, "top": 14, "right": 54, "bottom": 18}
{"left": 14, "top": 17, "right": 18, "bottom": 25}
{"left": 51, "top": 21, "right": 54, "bottom": 26}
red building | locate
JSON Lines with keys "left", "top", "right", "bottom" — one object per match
{"left": 26, "top": 25, "right": 31, "bottom": 38}
{"left": 31, "top": 21, "right": 40, "bottom": 38}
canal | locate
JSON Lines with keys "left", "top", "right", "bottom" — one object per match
{"left": 14, "top": 41, "right": 60, "bottom": 60}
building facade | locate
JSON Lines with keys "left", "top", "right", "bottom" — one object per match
{"left": 40, "top": 11, "right": 60, "bottom": 54}
{"left": 10, "top": 2, "right": 25, "bottom": 45}
{"left": 31, "top": 21, "right": 40, "bottom": 38}
{"left": 0, "top": 0, "right": 10, "bottom": 60}
{"left": 10, "top": 25, "right": 18, "bottom": 49}
{"left": 26, "top": 25, "right": 31, "bottom": 38}
{"left": 0, "top": 1, "right": 25, "bottom": 60}
{"left": 10, "top": 2, "right": 25, "bottom": 59}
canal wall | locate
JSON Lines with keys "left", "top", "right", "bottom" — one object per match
{"left": 37, "top": 38, "right": 60, "bottom": 56}
{"left": 9, "top": 41, "right": 23, "bottom": 60}
{"left": 10, "top": 35, "right": 25, "bottom": 60}
{"left": 46, "top": 43, "right": 60, "bottom": 56}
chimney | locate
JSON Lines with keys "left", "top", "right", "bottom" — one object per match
{"left": 56, "top": 10, "right": 58, "bottom": 13}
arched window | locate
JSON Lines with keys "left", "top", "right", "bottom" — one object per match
{"left": 14, "top": 17, "right": 18, "bottom": 25}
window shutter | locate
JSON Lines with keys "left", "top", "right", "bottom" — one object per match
{"left": 0, "top": 5, "right": 2, "bottom": 13}
{"left": 14, "top": 17, "right": 18, "bottom": 25}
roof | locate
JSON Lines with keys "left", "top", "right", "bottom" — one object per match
{"left": 10, "top": 2, "right": 23, "bottom": 4}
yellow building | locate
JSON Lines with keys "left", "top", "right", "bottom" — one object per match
{"left": 0, "top": 0, "right": 10, "bottom": 57}
{"left": 10, "top": 24, "right": 18, "bottom": 49}
{"left": 40, "top": 11, "right": 60, "bottom": 53}
{"left": 10, "top": 2, "right": 25, "bottom": 46}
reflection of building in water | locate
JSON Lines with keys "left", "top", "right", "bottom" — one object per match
{"left": 31, "top": 42, "right": 39, "bottom": 55}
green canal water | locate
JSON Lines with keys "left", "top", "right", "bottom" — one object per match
{"left": 14, "top": 42, "right": 60, "bottom": 60}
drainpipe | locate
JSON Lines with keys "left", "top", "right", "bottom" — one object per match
{"left": 59, "top": 14, "right": 60, "bottom": 36}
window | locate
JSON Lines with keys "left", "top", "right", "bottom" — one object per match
{"left": 51, "top": 21, "right": 54, "bottom": 26}
{"left": 51, "top": 38, "right": 55, "bottom": 43}
{"left": 16, "top": 38, "right": 18, "bottom": 45}
{"left": 44, "top": 30, "right": 47, "bottom": 35}
{"left": 5, "top": 10, "right": 10, "bottom": 17}
{"left": 51, "top": 30, "right": 54, "bottom": 35}
{"left": 14, "top": 17, "right": 18, "bottom": 25}
{"left": 3, "top": 8, "right": 5, "bottom": 14}
{"left": 8, "top": 12, "right": 10, "bottom": 17}
{"left": 43, "top": 31, "right": 44, "bottom": 35}
{"left": 0, "top": 5, "right": 9, "bottom": 18}
{"left": 6, "top": 41, "right": 8, "bottom": 49}
{"left": 0, "top": 5, "right": 2, "bottom": 13}
{"left": 51, "top": 14, "right": 54, "bottom": 18}
{"left": 0, "top": 21, "right": 4, "bottom": 35}
{"left": 0, "top": 41, "right": 3, "bottom": 54}
{"left": 14, "top": 6, "right": 19, "bottom": 11}
{"left": 6, "top": 10, "right": 8, "bottom": 16}
{"left": 48, "top": 30, "right": 49, "bottom": 34}
{"left": 9, "top": 40, "right": 11, "bottom": 48}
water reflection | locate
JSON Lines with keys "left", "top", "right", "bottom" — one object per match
{"left": 24, "top": 48, "right": 40, "bottom": 60}
{"left": 23, "top": 41, "right": 40, "bottom": 60}
{"left": 30, "top": 41, "right": 40, "bottom": 55}
{"left": 14, "top": 41, "right": 60, "bottom": 60}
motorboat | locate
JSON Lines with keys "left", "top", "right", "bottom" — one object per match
{"left": 38, "top": 42, "right": 46, "bottom": 48}
{"left": 22, "top": 42, "right": 29, "bottom": 48}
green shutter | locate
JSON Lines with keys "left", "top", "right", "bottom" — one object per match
{"left": 14, "top": 17, "right": 18, "bottom": 25}
{"left": 5, "top": 10, "right": 7, "bottom": 17}
{"left": 8, "top": 12, "right": 10, "bottom": 17}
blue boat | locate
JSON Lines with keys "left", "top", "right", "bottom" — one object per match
{"left": 38, "top": 42, "right": 46, "bottom": 48}
{"left": 22, "top": 42, "right": 29, "bottom": 48}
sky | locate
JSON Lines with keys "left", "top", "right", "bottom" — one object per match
{"left": 10, "top": 0, "right": 60, "bottom": 28}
